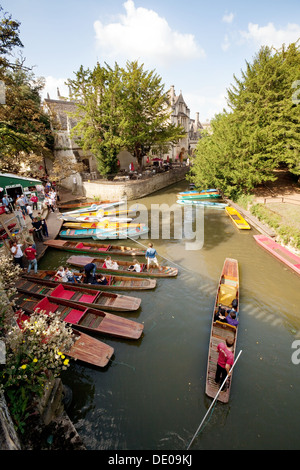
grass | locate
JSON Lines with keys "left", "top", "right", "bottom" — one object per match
{"left": 250, "top": 202, "right": 300, "bottom": 250}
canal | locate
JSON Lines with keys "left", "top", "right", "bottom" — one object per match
{"left": 39, "top": 181, "right": 300, "bottom": 450}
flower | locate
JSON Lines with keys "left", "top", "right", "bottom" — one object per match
{"left": 33, "top": 358, "right": 38, "bottom": 363}
{"left": 63, "top": 359, "right": 69, "bottom": 366}
{"left": 20, "top": 364, "right": 27, "bottom": 369}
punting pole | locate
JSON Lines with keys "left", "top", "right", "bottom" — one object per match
{"left": 186, "top": 349, "right": 243, "bottom": 450}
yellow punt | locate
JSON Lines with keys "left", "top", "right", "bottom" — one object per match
{"left": 225, "top": 207, "right": 251, "bottom": 230}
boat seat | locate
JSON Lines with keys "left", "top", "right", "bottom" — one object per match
{"left": 78, "top": 294, "right": 98, "bottom": 303}
{"left": 97, "top": 245, "right": 111, "bottom": 251}
{"left": 50, "top": 285, "right": 75, "bottom": 300}
{"left": 107, "top": 275, "right": 112, "bottom": 285}
{"left": 64, "top": 309, "right": 85, "bottom": 324}
{"left": 75, "top": 242, "right": 85, "bottom": 248}
{"left": 35, "top": 297, "right": 59, "bottom": 314}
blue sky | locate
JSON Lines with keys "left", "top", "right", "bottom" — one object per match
{"left": 3, "top": 0, "right": 300, "bottom": 121}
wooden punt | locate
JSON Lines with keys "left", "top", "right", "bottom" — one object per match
{"left": 13, "top": 292, "right": 143, "bottom": 340}
{"left": 67, "top": 255, "right": 178, "bottom": 278}
{"left": 15, "top": 309, "right": 114, "bottom": 368}
{"left": 225, "top": 206, "right": 251, "bottom": 230}
{"left": 253, "top": 235, "right": 300, "bottom": 276}
{"left": 43, "top": 239, "right": 146, "bottom": 256}
{"left": 61, "top": 201, "right": 125, "bottom": 215}
{"left": 176, "top": 199, "right": 227, "bottom": 209}
{"left": 177, "top": 192, "right": 221, "bottom": 200}
{"left": 58, "top": 225, "right": 149, "bottom": 240}
{"left": 59, "top": 209, "right": 138, "bottom": 220}
{"left": 58, "top": 200, "right": 109, "bottom": 209}
{"left": 63, "top": 221, "right": 142, "bottom": 230}
{"left": 205, "top": 258, "right": 239, "bottom": 403}
{"left": 22, "top": 270, "right": 157, "bottom": 291}
{"left": 15, "top": 278, "right": 141, "bottom": 312}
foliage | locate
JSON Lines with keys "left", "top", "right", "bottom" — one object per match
{"left": 0, "top": 66, "right": 53, "bottom": 174}
{"left": 67, "top": 60, "right": 185, "bottom": 174}
{"left": 0, "top": 5, "right": 23, "bottom": 75}
{"left": 191, "top": 42, "right": 300, "bottom": 198}
{"left": 0, "top": 255, "right": 73, "bottom": 433}
{"left": 1, "top": 309, "right": 73, "bottom": 433}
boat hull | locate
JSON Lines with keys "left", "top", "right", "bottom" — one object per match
{"left": 43, "top": 239, "right": 146, "bottom": 256}
{"left": 22, "top": 270, "right": 157, "bottom": 291}
{"left": 205, "top": 258, "right": 239, "bottom": 403}
{"left": 253, "top": 235, "right": 300, "bottom": 276}
{"left": 225, "top": 207, "right": 251, "bottom": 230}
{"left": 67, "top": 255, "right": 178, "bottom": 278}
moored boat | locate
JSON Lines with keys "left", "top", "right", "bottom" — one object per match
{"left": 59, "top": 224, "right": 149, "bottom": 240}
{"left": 177, "top": 192, "right": 221, "bottom": 200}
{"left": 60, "top": 201, "right": 125, "bottom": 215}
{"left": 13, "top": 292, "right": 144, "bottom": 340}
{"left": 225, "top": 206, "right": 251, "bottom": 230}
{"left": 67, "top": 255, "right": 178, "bottom": 278}
{"left": 15, "top": 309, "right": 114, "bottom": 368}
{"left": 62, "top": 221, "right": 142, "bottom": 230}
{"left": 43, "top": 239, "right": 146, "bottom": 256}
{"left": 15, "top": 278, "right": 142, "bottom": 312}
{"left": 176, "top": 199, "right": 227, "bottom": 209}
{"left": 58, "top": 200, "right": 110, "bottom": 209}
{"left": 22, "top": 270, "right": 157, "bottom": 291}
{"left": 205, "top": 258, "right": 239, "bottom": 403}
{"left": 253, "top": 235, "right": 300, "bottom": 276}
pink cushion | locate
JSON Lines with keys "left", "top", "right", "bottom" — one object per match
{"left": 51, "top": 285, "right": 75, "bottom": 300}
{"left": 36, "top": 298, "right": 59, "bottom": 314}
{"left": 79, "top": 294, "right": 97, "bottom": 303}
{"left": 64, "top": 309, "right": 84, "bottom": 324}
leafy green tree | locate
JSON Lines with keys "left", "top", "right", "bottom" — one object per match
{"left": 191, "top": 43, "right": 300, "bottom": 198}
{"left": 68, "top": 60, "right": 185, "bottom": 175}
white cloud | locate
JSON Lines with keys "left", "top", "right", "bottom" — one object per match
{"left": 240, "top": 22, "right": 300, "bottom": 49}
{"left": 184, "top": 91, "right": 228, "bottom": 121}
{"left": 222, "top": 12, "right": 235, "bottom": 24}
{"left": 41, "top": 76, "right": 69, "bottom": 101}
{"left": 94, "top": 0, "right": 205, "bottom": 66}
{"left": 221, "top": 34, "right": 231, "bottom": 51}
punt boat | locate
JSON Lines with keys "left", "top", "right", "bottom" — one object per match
{"left": 22, "top": 270, "right": 157, "bottom": 291}
{"left": 225, "top": 207, "right": 251, "bottom": 230}
{"left": 15, "top": 278, "right": 141, "bottom": 312}
{"left": 15, "top": 309, "right": 114, "bottom": 368}
{"left": 43, "top": 239, "right": 146, "bottom": 256}
{"left": 253, "top": 235, "right": 300, "bottom": 276}
{"left": 205, "top": 258, "right": 239, "bottom": 403}
{"left": 67, "top": 255, "right": 178, "bottom": 278}
{"left": 13, "top": 292, "right": 143, "bottom": 340}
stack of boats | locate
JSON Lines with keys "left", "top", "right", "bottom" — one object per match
{"left": 14, "top": 236, "right": 178, "bottom": 369}
{"left": 176, "top": 188, "right": 228, "bottom": 209}
{"left": 57, "top": 201, "right": 149, "bottom": 240}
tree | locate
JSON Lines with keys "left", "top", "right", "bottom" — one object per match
{"left": 0, "top": 66, "right": 53, "bottom": 174}
{"left": 68, "top": 60, "right": 185, "bottom": 175}
{"left": 191, "top": 42, "right": 300, "bottom": 198}
{"left": 0, "top": 5, "right": 23, "bottom": 76}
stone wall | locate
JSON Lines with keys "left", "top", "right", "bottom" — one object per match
{"left": 82, "top": 167, "right": 189, "bottom": 201}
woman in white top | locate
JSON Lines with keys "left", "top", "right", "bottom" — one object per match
{"left": 104, "top": 256, "right": 118, "bottom": 270}
{"left": 55, "top": 266, "right": 68, "bottom": 282}
{"left": 128, "top": 259, "right": 141, "bottom": 272}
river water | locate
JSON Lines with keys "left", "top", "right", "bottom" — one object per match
{"left": 39, "top": 181, "right": 300, "bottom": 451}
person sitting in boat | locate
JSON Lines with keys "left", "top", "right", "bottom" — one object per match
{"left": 55, "top": 266, "right": 68, "bottom": 282}
{"left": 127, "top": 259, "right": 142, "bottom": 272}
{"left": 65, "top": 267, "right": 82, "bottom": 284}
{"left": 214, "top": 304, "right": 227, "bottom": 322}
{"left": 91, "top": 274, "right": 108, "bottom": 285}
{"left": 225, "top": 310, "right": 239, "bottom": 327}
{"left": 103, "top": 256, "right": 118, "bottom": 270}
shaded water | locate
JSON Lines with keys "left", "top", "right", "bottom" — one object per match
{"left": 39, "top": 181, "right": 300, "bottom": 450}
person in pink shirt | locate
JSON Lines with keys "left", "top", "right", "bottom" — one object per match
{"left": 215, "top": 338, "right": 235, "bottom": 391}
{"left": 24, "top": 244, "right": 38, "bottom": 274}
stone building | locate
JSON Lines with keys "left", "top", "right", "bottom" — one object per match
{"left": 43, "top": 87, "right": 203, "bottom": 190}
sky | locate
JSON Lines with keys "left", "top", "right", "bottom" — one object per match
{"left": 3, "top": 0, "right": 300, "bottom": 122}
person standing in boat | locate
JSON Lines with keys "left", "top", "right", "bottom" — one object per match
{"left": 145, "top": 243, "right": 162, "bottom": 271}
{"left": 83, "top": 262, "right": 97, "bottom": 283}
{"left": 215, "top": 338, "right": 235, "bottom": 391}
